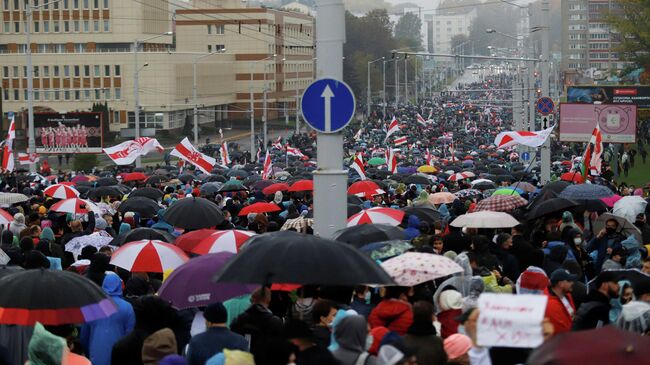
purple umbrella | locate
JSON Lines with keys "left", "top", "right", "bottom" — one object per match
{"left": 158, "top": 252, "right": 257, "bottom": 309}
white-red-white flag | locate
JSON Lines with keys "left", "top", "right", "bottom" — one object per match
{"left": 385, "top": 117, "right": 400, "bottom": 140}
{"left": 262, "top": 150, "right": 273, "bottom": 180}
{"left": 394, "top": 136, "right": 407, "bottom": 146}
{"left": 103, "top": 137, "right": 164, "bottom": 165}
{"left": 18, "top": 153, "right": 39, "bottom": 165}
{"left": 350, "top": 153, "right": 366, "bottom": 180}
{"left": 582, "top": 123, "right": 603, "bottom": 176}
{"left": 220, "top": 142, "right": 231, "bottom": 166}
{"left": 170, "top": 137, "right": 216, "bottom": 174}
{"left": 286, "top": 146, "right": 306, "bottom": 158}
{"left": 416, "top": 113, "right": 427, "bottom": 126}
{"left": 494, "top": 125, "right": 555, "bottom": 149}
{"left": 272, "top": 136, "right": 284, "bottom": 151}
{"left": 2, "top": 113, "right": 16, "bottom": 172}
{"left": 354, "top": 128, "right": 363, "bottom": 141}
{"left": 6, "top": 113, "right": 15, "bottom": 140}
{"left": 386, "top": 148, "right": 397, "bottom": 174}
{"left": 425, "top": 148, "right": 433, "bottom": 166}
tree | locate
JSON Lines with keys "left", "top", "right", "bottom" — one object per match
{"left": 91, "top": 102, "right": 111, "bottom": 142}
{"left": 394, "top": 12, "right": 422, "bottom": 50}
{"left": 604, "top": 0, "right": 650, "bottom": 68}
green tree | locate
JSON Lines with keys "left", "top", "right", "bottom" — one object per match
{"left": 73, "top": 154, "right": 98, "bottom": 172}
{"left": 394, "top": 12, "right": 422, "bottom": 50}
{"left": 604, "top": 0, "right": 650, "bottom": 68}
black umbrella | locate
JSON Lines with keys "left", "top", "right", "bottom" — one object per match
{"left": 213, "top": 231, "right": 394, "bottom": 286}
{"left": 347, "top": 195, "right": 364, "bottom": 205}
{"left": 109, "top": 227, "right": 176, "bottom": 246}
{"left": 118, "top": 196, "right": 161, "bottom": 218}
{"left": 348, "top": 204, "right": 362, "bottom": 217}
{"left": 489, "top": 168, "right": 508, "bottom": 175}
{"left": 534, "top": 181, "right": 571, "bottom": 202}
{"left": 203, "top": 174, "right": 227, "bottom": 183}
{"left": 227, "top": 169, "right": 250, "bottom": 179}
{"left": 218, "top": 180, "right": 248, "bottom": 192}
{"left": 200, "top": 182, "right": 223, "bottom": 195}
{"left": 527, "top": 198, "right": 580, "bottom": 220}
{"left": 0, "top": 265, "right": 23, "bottom": 280}
{"left": 88, "top": 186, "right": 123, "bottom": 198}
{"left": 129, "top": 187, "right": 164, "bottom": 201}
{"left": 146, "top": 175, "right": 167, "bottom": 185}
{"left": 333, "top": 224, "right": 405, "bottom": 248}
{"left": 402, "top": 206, "right": 442, "bottom": 225}
{"left": 164, "top": 196, "right": 224, "bottom": 229}
{"left": 178, "top": 174, "right": 196, "bottom": 183}
{"left": 243, "top": 175, "right": 262, "bottom": 187}
{"left": 404, "top": 175, "right": 431, "bottom": 185}
{"left": 96, "top": 177, "right": 118, "bottom": 187}
{"left": 0, "top": 269, "right": 116, "bottom": 325}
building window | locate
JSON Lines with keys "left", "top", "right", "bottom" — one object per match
{"left": 33, "top": 66, "right": 39, "bottom": 77}
{"left": 207, "top": 45, "right": 212, "bottom": 52}
{"left": 73, "top": 0, "right": 78, "bottom": 8}
{"left": 75, "top": 43, "right": 86, "bottom": 52}
{"left": 215, "top": 44, "right": 225, "bottom": 52}
{"left": 75, "top": 90, "right": 81, "bottom": 100}
{"left": 94, "top": 65, "right": 100, "bottom": 76}
{"left": 83, "top": 89, "right": 90, "bottom": 100}
{"left": 2, "top": 66, "right": 7, "bottom": 77}
{"left": 14, "top": 90, "right": 19, "bottom": 101}
{"left": 83, "top": 21, "right": 89, "bottom": 32}
{"left": 94, "top": 89, "right": 100, "bottom": 100}
{"left": 103, "top": 0, "right": 108, "bottom": 8}
{"left": 54, "top": 65, "right": 59, "bottom": 76}
{"left": 114, "top": 65, "right": 120, "bottom": 76}
{"left": 93, "top": 20, "right": 99, "bottom": 32}
{"left": 22, "top": 66, "right": 26, "bottom": 77}
{"left": 12, "top": 0, "right": 17, "bottom": 10}
{"left": 114, "top": 87, "right": 120, "bottom": 99}
{"left": 43, "top": 21, "right": 49, "bottom": 32}
{"left": 105, "top": 89, "right": 111, "bottom": 99}
{"left": 83, "top": 0, "right": 88, "bottom": 8}
{"left": 33, "top": 22, "right": 39, "bottom": 32}
{"left": 104, "top": 65, "right": 110, "bottom": 76}
{"left": 54, "top": 21, "right": 60, "bottom": 33}
{"left": 84, "top": 65, "right": 90, "bottom": 76}
{"left": 34, "top": 90, "right": 40, "bottom": 101}
{"left": 207, "top": 25, "right": 211, "bottom": 34}
{"left": 64, "top": 65, "right": 70, "bottom": 76}
{"left": 14, "top": 21, "right": 19, "bottom": 33}
{"left": 64, "top": 0, "right": 68, "bottom": 8}
{"left": 54, "top": 90, "right": 60, "bottom": 100}
{"left": 2, "top": 0, "right": 7, "bottom": 10}
{"left": 74, "top": 65, "right": 80, "bottom": 77}
{"left": 64, "top": 21, "right": 69, "bottom": 32}
{"left": 74, "top": 20, "right": 79, "bottom": 32}
{"left": 103, "top": 20, "right": 109, "bottom": 32}
{"left": 43, "top": 66, "right": 49, "bottom": 76}
{"left": 3, "top": 89, "right": 9, "bottom": 101}
{"left": 215, "top": 24, "right": 224, "bottom": 35}
{"left": 23, "top": 90, "right": 27, "bottom": 100}
{"left": 3, "top": 22, "right": 9, "bottom": 33}
{"left": 93, "top": 0, "right": 98, "bottom": 8}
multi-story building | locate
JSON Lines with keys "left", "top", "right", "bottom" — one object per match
{"left": 0, "top": 0, "right": 313, "bottom": 136}
{"left": 561, "top": 0, "right": 628, "bottom": 83}
{"left": 424, "top": 9, "right": 476, "bottom": 55}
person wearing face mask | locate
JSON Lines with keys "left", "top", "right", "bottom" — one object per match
{"left": 572, "top": 271, "right": 620, "bottom": 330}
{"left": 633, "top": 213, "right": 650, "bottom": 245}
{"left": 330, "top": 315, "right": 377, "bottom": 365}
{"left": 563, "top": 228, "right": 595, "bottom": 280}
{"left": 586, "top": 219, "right": 626, "bottom": 273}
{"left": 601, "top": 247, "right": 627, "bottom": 271}
{"left": 310, "top": 300, "right": 337, "bottom": 348}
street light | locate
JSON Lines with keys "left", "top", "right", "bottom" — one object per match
{"left": 366, "top": 57, "right": 384, "bottom": 118}
{"left": 485, "top": 28, "right": 524, "bottom": 41}
{"left": 192, "top": 48, "right": 226, "bottom": 146}
{"left": 249, "top": 54, "right": 276, "bottom": 161}
{"left": 133, "top": 31, "right": 172, "bottom": 167}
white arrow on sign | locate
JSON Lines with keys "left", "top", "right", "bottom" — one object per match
{"left": 321, "top": 85, "right": 334, "bottom": 132}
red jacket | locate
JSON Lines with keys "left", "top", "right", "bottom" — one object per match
{"left": 368, "top": 299, "right": 413, "bottom": 335}
{"left": 545, "top": 290, "right": 576, "bottom": 334}
{"left": 437, "top": 309, "right": 462, "bottom": 339}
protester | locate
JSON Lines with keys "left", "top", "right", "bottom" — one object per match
{"left": 544, "top": 269, "right": 577, "bottom": 334}
{"left": 572, "top": 271, "right": 620, "bottom": 330}
{"left": 368, "top": 287, "right": 413, "bottom": 335}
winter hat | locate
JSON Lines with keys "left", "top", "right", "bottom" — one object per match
{"left": 95, "top": 218, "right": 108, "bottom": 230}
{"left": 13, "top": 213, "right": 25, "bottom": 224}
{"left": 438, "top": 290, "right": 463, "bottom": 311}
{"left": 38, "top": 206, "right": 47, "bottom": 215}
{"left": 142, "top": 328, "right": 177, "bottom": 365}
{"left": 203, "top": 302, "right": 228, "bottom": 324}
{"left": 516, "top": 266, "right": 550, "bottom": 294}
{"left": 443, "top": 333, "right": 472, "bottom": 360}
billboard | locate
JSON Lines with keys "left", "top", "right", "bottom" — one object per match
{"left": 34, "top": 112, "right": 103, "bottom": 153}
{"left": 567, "top": 86, "right": 650, "bottom": 110}
{"left": 559, "top": 103, "right": 637, "bottom": 143}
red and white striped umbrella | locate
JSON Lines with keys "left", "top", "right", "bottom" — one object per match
{"left": 110, "top": 240, "right": 189, "bottom": 272}
{"left": 448, "top": 171, "right": 475, "bottom": 181}
{"left": 50, "top": 198, "right": 100, "bottom": 215}
{"left": 191, "top": 230, "right": 257, "bottom": 255}
{"left": 0, "top": 209, "right": 13, "bottom": 226}
{"left": 44, "top": 184, "right": 80, "bottom": 199}
{"left": 347, "top": 207, "right": 405, "bottom": 227}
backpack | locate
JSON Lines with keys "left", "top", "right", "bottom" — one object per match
{"left": 355, "top": 352, "right": 370, "bottom": 365}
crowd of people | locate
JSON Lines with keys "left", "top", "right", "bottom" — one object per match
{"left": 0, "top": 71, "right": 649, "bottom": 365}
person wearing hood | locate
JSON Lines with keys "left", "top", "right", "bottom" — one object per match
{"left": 436, "top": 290, "right": 463, "bottom": 339}
{"left": 510, "top": 224, "right": 541, "bottom": 272}
{"left": 151, "top": 209, "right": 175, "bottom": 234}
{"left": 368, "top": 286, "right": 413, "bottom": 336}
{"left": 10, "top": 212, "right": 26, "bottom": 237}
{"left": 543, "top": 245, "right": 568, "bottom": 277}
{"left": 403, "top": 301, "right": 447, "bottom": 365}
{"left": 85, "top": 252, "right": 111, "bottom": 288}
{"left": 142, "top": 328, "right": 178, "bottom": 365}
{"left": 442, "top": 226, "right": 471, "bottom": 255}
{"left": 586, "top": 218, "right": 626, "bottom": 273}
{"left": 403, "top": 215, "right": 421, "bottom": 241}
{"left": 491, "top": 233, "right": 519, "bottom": 282}
{"left": 601, "top": 246, "right": 626, "bottom": 271}
{"left": 572, "top": 271, "right": 620, "bottom": 330}
{"left": 609, "top": 280, "right": 633, "bottom": 323}
{"left": 81, "top": 272, "right": 135, "bottom": 365}
{"left": 615, "top": 280, "right": 650, "bottom": 334}
{"left": 331, "top": 315, "right": 377, "bottom": 365}
{"left": 434, "top": 253, "right": 473, "bottom": 306}
{"left": 26, "top": 323, "right": 68, "bottom": 365}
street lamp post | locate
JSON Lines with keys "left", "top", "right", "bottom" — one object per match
{"left": 192, "top": 49, "right": 226, "bottom": 146}
{"left": 366, "top": 57, "right": 384, "bottom": 118}
{"left": 133, "top": 31, "right": 172, "bottom": 167}
{"left": 382, "top": 59, "right": 387, "bottom": 117}
{"left": 404, "top": 55, "right": 408, "bottom": 103}
{"left": 249, "top": 54, "right": 276, "bottom": 161}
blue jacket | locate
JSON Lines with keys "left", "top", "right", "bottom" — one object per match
{"left": 186, "top": 327, "right": 249, "bottom": 365}
{"left": 81, "top": 272, "right": 135, "bottom": 365}
{"left": 403, "top": 215, "right": 421, "bottom": 241}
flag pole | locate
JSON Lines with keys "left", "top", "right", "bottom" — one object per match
{"left": 511, "top": 150, "right": 540, "bottom": 196}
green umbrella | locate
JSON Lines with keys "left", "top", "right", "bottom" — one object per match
{"left": 360, "top": 240, "right": 413, "bottom": 261}
{"left": 492, "top": 187, "right": 521, "bottom": 196}
{"left": 367, "top": 157, "right": 386, "bottom": 166}
{"left": 218, "top": 180, "right": 248, "bottom": 192}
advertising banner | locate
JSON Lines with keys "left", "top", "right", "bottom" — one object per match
{"left": 559, "top": 103, "right": 637, "bottom": 143}
{"left": 34, "top": 112, "right": 103, "bottom": 153}
{"left": 567, "top": 86, "right": 650, "bottom": 110}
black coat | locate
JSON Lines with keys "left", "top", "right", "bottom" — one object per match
{"left": 572, "top": 290, "right": 611, "bottom": 331}
{"left": 230, "top": 304, "right": 284, "bottom": 365}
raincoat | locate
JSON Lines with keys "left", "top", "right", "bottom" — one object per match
{"left": 331, "top": 315, "right": 377, "bottom": 365}
{"left": 615, "top": 300, "right": 650, "bottom": 334}
{"left": 403, "top": 215, "right": 421, "bottom": 240}
{"left": 434, "top": 253, "right": 474, "bottom": 311}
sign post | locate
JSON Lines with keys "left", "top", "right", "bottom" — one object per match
{"left": 310, "top": 0, "right": 349, "bottom": 239}
{"left": 536, "top": 95, "right": 554, "bottom": 184}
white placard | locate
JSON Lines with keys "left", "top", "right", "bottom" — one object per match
{"left": 477, "top": 293, "right": 548, "bottom": 348}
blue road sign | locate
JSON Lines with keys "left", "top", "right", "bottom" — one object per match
{"left": 536, "top": 97, "right": 554, "bottom": 116}
{"left": 521, "top": 152, "right": 530, "bottom": 161}
{"left": 301, "top": 78, "right": 356, "bottom": 133}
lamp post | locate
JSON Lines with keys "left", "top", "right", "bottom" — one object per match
{"left": 133, "top": 31, "right": 172, "bottom": 167}
{"left": 193, "top": 49, "right": 226, "bottom": 146}
{"left": 366, "top": 57, "right": 384, "bottom": 118}
{"left": 404, "top": 54, "right": 408, "bottom": 104}
{"left": 249, "top": 54, "right": 276, "bottom": 161}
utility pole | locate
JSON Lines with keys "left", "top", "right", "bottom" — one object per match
{"left": 414, "top": 56, "right": 418, "bottom": 105}
{"left": 313, "top": 0, "right": 347, "bottom": 238}
{"left": 25, "top": 5, "right": 35, "bottom": 172}
{"left": 540, "top": 0, "right": 551, "bottom": 183}
{"left": 404, "top": 56, "right": 408, "bottom": 104}
{"left": 395, "top": 58, "right": 399, "bottom": 108}
{"left": 382, "top": 60, "right": 387, "bottom": 117}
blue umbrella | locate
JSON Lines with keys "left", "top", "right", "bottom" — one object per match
{"left": 558, "top": 184, "right": 614, "bottom": 200}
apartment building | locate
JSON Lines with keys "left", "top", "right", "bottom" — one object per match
{"left": 0, "top": 0, "right": 314, "bottom": 135}
{"left": 424, "top": 9, "right": 477, "bottom": 55}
